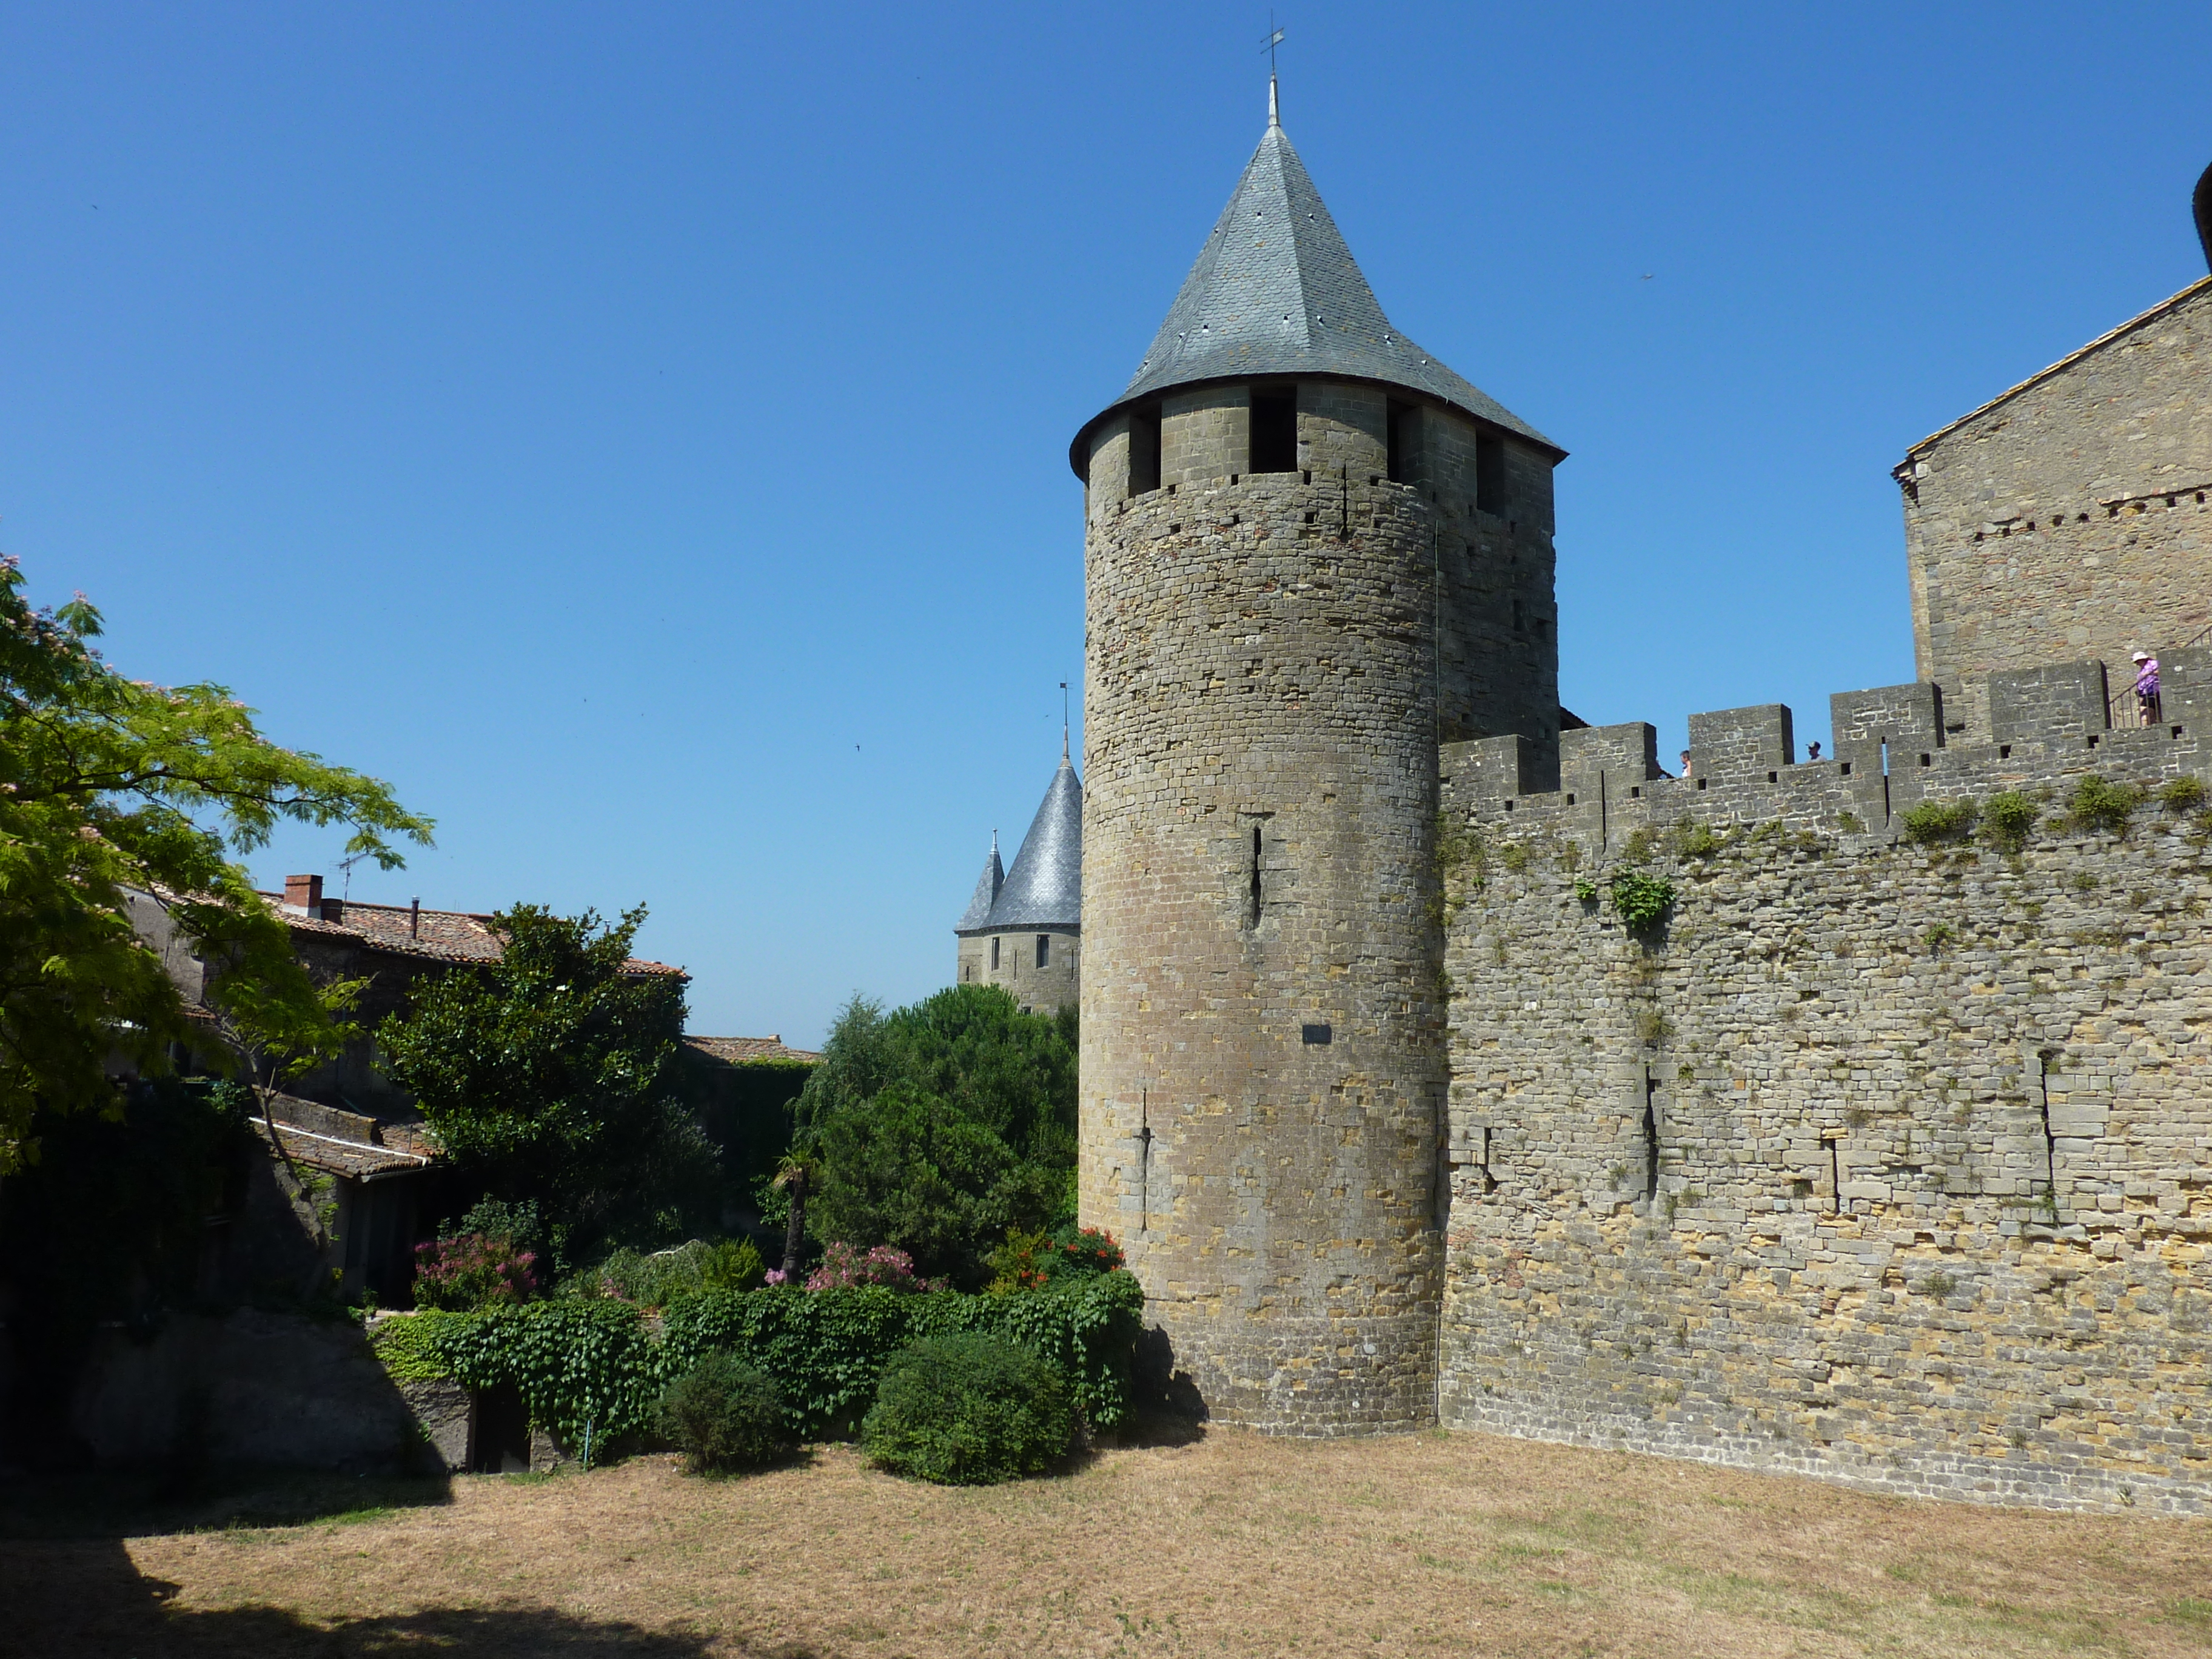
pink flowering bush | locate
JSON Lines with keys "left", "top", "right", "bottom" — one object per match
{"left": 412, "top": 1231, "right": 540, "bottom": 1310}
{"left": 803, "top": 1242, "right": 943, "bottom": 1293}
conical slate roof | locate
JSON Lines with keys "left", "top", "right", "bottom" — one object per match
{"left": 983, "top": 755, "right": 1082, "bottom": 931}
{"left": 954, "top": 836, "right": 1004, "bottom": 934}
{"left": 1071, "top": 106, "right": 1557, "bottom": 471}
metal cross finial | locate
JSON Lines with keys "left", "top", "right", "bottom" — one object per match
{"left": 1261, "top": 16, "right": 1285, "bottom": 125}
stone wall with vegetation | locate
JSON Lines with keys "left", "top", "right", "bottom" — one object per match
{"left": 1436, "top": 691, "right": 2212, "bottom": 1512}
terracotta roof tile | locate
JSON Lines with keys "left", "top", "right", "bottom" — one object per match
{"left": 263, "top": 892, "right": 686, "bottom": 977}
{"left": 685, "top": 1034, "right": 823, "bottom": 1065}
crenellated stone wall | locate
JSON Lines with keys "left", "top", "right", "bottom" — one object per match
{"left": 1435, "top": 668, "right": 2212, "bottom": 1512}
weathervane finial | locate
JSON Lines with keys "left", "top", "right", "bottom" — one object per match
{"left": 1262, "top": 17, "right": 1285, "bottom": 126}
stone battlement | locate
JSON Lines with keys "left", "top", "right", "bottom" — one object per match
{"left": 1444, "top": 645, "right": 2212, "bottom": 846}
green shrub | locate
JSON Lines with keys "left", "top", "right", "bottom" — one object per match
{"left": 860, "top": 1333, "right": 1073, "bottom": 1485}
{"left": 369, "top": 1312, "right": 467, "bottom": 1381}
{"left": 1668, "top": 819, "right": 1721, "bottom": 860}
{"left": 2065, "top": 775, "right": 2140, "bottom": 837}
{"left": 655, "top": 1352, "right": 794, "bottom": 1473}
{"left": 1610, "top": 870, "right": 1675, "bottom": 930}
{"left": 412, "top": 1232, "right": 541, "bottom": 1310}
{"left": 1573, "top": 877, "right": 1598, "bottom": 906}
{"left": 1982, "top": 791, "right": 2039, "bottom": 853}
{"left": 580, "top": 1238, "right": 764, "bottom": 1307}
{"left": 660, "top": 1270, "right": 1145, "bottom": 1438}
{"left": 985, "top": 1222, "right": 1125, "bottom": 1292}
{"left": 1902, "top": 797, "right": 1977, "bottom": 845}
{"left": 2156, "top": 774, "right": 2208, "bottom": 813}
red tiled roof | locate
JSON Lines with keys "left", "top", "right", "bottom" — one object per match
{"left": 262, "top": 892, "right": 687, "bottom": 977}
{"left": 685, "top": 1034, "right": 822, "bottom": 1065}
{"left": 259, "top": 1118, "right": 434, "bottom": 1180}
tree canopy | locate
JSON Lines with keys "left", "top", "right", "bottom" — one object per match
{"left": 376, "top": 903, "right": 716, "bottom": 1261}
{"left": 796, "top": 985, "right": 1077, "bottom": 1287}
{"left": 0, "top": 556, "right": 432, "bottom": 1172}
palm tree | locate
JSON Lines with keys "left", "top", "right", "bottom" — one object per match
{"left": 771, "top": 1150, "right": 818, "bottom": 1281}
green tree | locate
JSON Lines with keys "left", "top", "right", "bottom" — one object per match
{"left": 0, "top": 556, "right": 433, "bottom": 1173}
{"left": 376, "top": 903, "right": 716, "bottom": 1259}
{"left": 795, "top": 984, "right": 1078, "bottom": 1287}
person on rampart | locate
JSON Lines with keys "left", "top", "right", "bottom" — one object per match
{"left": 2134, "top": 651, "right": 2161, "bottom": 723}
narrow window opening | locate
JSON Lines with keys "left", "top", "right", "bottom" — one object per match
{"left": 2033, "top": 1056, "right": 2059, "bottom": 1216}
{"left": 1386, "top": 399, "right": 1415, "bottom": 484}
{"left": 1137, "top": 1090, "right": 1151, "bottom": 1234}
{"left": 990, "top": 936, "right": 1000, "bottom": 971}
{"left": 1250, "top": 387, "right": 1297, "bottom": 473}
{"left": 1475, "top": 434, "right": 1509, "bottom": 515}
{"left": 1641, "top": 1073, "right": 1661, "bottom": 1201}
{"left": 1128, "top": 407, "right": 1161, "bottom": 496}
{"left": 1036, "top": 934, "right": 1050, "bottom": 969}
{"left": 1512, "top": 596, "right": 1525, "bottom": 634}
{"left": 1472, "top": 1126, "right": 1496, "bottom": 1194}
{"left": 1248, "top": 825, "right": 1264, "bottom": 927}
{"left": 1825, "top": 1136, "right": 1842, "bottom": 1215}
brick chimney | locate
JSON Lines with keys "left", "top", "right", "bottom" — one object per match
{"left": 284, "top": 873, "right": 324, "bottom": 917}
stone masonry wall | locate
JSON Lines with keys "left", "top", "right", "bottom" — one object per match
{"left": 1079, "top": 452, "right": 1448, "bottom": 1435}
{"left": 1436, "top": 681, "right": 2212, "bottom": 1512}
{"left": 1905, "top": 278, "right": 2212, "bottom": 741}
{"left": 956, "top": 926, "right": 1080, "bottom": 1015}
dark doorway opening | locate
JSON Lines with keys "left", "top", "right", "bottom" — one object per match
{"left": 471, "top": 1384, "right": 531, "bottom": 1474}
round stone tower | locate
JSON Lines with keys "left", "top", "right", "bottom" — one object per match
{"left": 1072, "top": 85, "right": 1565, "bottom": 1433}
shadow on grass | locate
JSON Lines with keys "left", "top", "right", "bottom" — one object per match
{"left": 0, "top": 1462, "right": 453, "bottom": 1539}
{"left": 0, "top": 1463, "right": 823, "bottom": 1657}
{"left": 1110, "top": 1409, "right": 1207, "bottom": 1450}
{"left": 1, "top": 1563, "right": 809, "bottom": 1657}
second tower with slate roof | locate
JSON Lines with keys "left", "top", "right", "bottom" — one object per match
{"left": 954, "top": 748, "right": 1083, "bottom": 1016}
{"left": 1071, "top": 82, "right": 1565, "bottom": 1433}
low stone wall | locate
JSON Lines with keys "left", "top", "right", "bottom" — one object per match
{"left": 67, "top": 1309, "right": 466, "bottom": 1472}
{"left": 1438, "top": 704, "right": 2212, "bottom": 1512}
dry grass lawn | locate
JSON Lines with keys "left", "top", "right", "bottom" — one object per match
{"left": 5, "top": 1425, "right": 2211, "bottom": 1657}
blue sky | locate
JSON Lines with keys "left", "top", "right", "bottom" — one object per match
{"left": 4, "top": 4, "right": 2208, "bottom": 1046}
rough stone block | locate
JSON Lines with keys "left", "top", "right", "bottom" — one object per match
{"left": 1688, "top": 704, "right": 1794, "bottom": 780}
{"left": 1989, "top": 660, "right": 2110, "bottom": 744}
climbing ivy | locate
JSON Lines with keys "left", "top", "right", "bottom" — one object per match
{"left": 391, "top": 1271, "right": 1148, "bottom": 1452}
